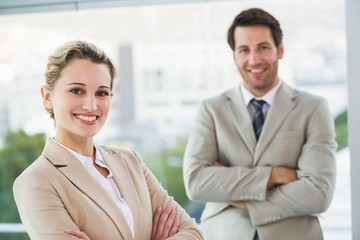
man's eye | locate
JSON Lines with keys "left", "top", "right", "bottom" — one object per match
{"left": 239, "top": 48, "right": 249, "bottom": 54}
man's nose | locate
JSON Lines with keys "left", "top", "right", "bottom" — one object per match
{"left": 248, "top": 51, "right": 261, "bottom": 65}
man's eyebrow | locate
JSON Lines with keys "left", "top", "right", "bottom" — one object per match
{"left": 236, "top": 45, "right": 248, "bottom": 49}
{"left": 258, "top": 41, "right": 271, "bottom": 46}
{"left": 236, "top": 41, "right": 271, "bottom": 47}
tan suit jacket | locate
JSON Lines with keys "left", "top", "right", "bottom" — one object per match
{"left": 183, "top": 82, "right": 337, "bottom": 240}
{"left": 14, "top": 138, "right": 203, "bottom": 240}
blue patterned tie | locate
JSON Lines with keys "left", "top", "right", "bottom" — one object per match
{"left": 251, "top": 99, "right": 266, "bottom": 140}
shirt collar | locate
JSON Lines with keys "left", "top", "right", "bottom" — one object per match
{"left": 51, "top": 137, "right": 104, "bottom": 166}
{"left": 241, "top": 80, "right": 282, "bottom": 106}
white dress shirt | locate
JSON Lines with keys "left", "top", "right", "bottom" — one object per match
{"left": 241, "top": 80, "right": 282, "bottom": 120}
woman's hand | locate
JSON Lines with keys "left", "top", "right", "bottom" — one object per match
{"left": 151, "top": 206, "right": 180, "bottom": 240}
{"left": 65, "top": 206, "right": 180, "bottom": 240}
{"left": 65, "top": 229, "right": 91, "bottom": 240}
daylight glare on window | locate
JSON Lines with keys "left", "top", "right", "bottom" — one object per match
{"left": 0, "top": 0, "right": 349, "bottom": 239}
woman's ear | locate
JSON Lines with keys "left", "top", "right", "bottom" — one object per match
{"left": 41, "top": 86, "right": 52, "bottom": 109}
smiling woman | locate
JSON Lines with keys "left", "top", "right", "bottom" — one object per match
{"left": 41, "top": 58, "right": 112, "bottom": 142}
{"left": 12, "top": 40, "right": 203, "bottom": 240}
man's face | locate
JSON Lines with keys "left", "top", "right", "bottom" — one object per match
{"left": 233, "top": 25, "right": 283, "bottom": 97}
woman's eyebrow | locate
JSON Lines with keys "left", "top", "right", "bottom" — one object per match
{"left": 67, "top": 82, "right": 86, "bottom": 86}
{"left": 67, "top": 83, "right": 110, "bottom": 89}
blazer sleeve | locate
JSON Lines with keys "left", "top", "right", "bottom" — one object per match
{"left": 13, "top": 167, "right": 79, "bottom": 240}
{"left": 183, "top": 101, "right": 272, "bottom": 202}
{"left": 246, "top": 98, "right": 337, "bottom": 226}
{"left": 134, "top": 152, "right": 204, "bottom": 240}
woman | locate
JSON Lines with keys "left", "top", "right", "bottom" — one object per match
{"left": 13, "top": 40, "right": 203, "bottom": 240}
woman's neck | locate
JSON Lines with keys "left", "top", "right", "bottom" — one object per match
{"left": 54, "top": 134, "right": 94, "bottom": 158}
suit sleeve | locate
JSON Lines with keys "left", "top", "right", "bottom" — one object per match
{"left": 246, "top": 99, "right": 337, "bottom": 226}
{"left": 133, "top": 152, "right": 204, "bottom": 240}
{"left": 183, "top": 101, "right": 272, "bottom": 202}
{"left": 13, "top": 171, "right": 79, "bottom": 240}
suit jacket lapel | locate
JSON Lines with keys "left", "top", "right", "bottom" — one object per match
{"left": 42, "top": 139, "right": 132, "bottom": 239}
{"left": 225, "top": 87, "right": 257, "bottom": 155}
{"left": 254, "top": 82, "right": 298, "bottom": 164}
{"left": 99, "top": 147, "right": 141, "bottom": 239}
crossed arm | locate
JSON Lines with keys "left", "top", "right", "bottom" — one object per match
{"left": 186, "top": 143, "right": 335, "bottom": 226}
{"left": 183, "top": 99, "right": 337, "bottom": 225}
{"left": 210, "top": 163, "right": 298, "bottom": 209}
{"left": 228, "top": 165, "right": 298, "bottom": 209}
{"left": 66, "top": 206, "right": 180, "bottom": 240}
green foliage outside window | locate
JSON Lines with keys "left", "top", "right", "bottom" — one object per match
{"left": 144, "top": 138, "right": 189, "bottom": 206}
{"left": 0, "top": 130, "right": 45, "bottom": 223}
{"left": 334, "top": 110, "right": 348, "bottom": 151}
{"left": 0, "top": 130, "right": 45, "bottom": 240}
{"left": 143, "top": 138, "right": 204, "bottom": 223}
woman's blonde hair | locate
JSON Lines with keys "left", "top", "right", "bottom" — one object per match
{"left": 44, "top": 40, "right": 116, "bottom": 119}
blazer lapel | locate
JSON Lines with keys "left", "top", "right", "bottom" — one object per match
{"left": 98, "top": 147, "right": 141, "bottom": 239}
{"left": 42, "top": 139, "right": 132, "bottom": 239}
{"left": 254, "top": 83, "right": 298, "bottom": 164}
{"left": 225, "top": 87, "right": 257, "bottom": 155}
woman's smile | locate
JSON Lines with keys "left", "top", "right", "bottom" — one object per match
{"left": 74, "top": 114, "right": 99, "bottom": 125}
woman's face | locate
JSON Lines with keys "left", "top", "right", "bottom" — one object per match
{"left": 42, "top": 59, "right": 112, "bottom": 142}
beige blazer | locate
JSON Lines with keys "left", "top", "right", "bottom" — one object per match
{"left": 183, "top": 82, "right": 337, "bottom": 240}
{"left": 14, "top": 138, "right": 203, "bottom": 240}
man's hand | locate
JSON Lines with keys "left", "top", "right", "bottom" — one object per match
{"left": 65, "top": 229, "right": 90, "bottom": 240}
{"left": 267, "top": 166, "right": 298, "bottom": 189}
{"left": 213, "top": 161, "right": 225, "bottom": 167}
{"left": 229, "top": 201, "right": 247, "bottom": 209}
{"left": 151, "top": 206, "right": 180, "bottom": 240}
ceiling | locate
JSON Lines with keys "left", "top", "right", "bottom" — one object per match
{"left": 0, "top": 0, "right": 229, "bottom": 14}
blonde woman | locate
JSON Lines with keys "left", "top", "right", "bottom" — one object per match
{"left": 13, "top": 40, "right": 203, "bottom": 240}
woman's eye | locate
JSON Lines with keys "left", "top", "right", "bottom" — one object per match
{"left": 96, "top": 91, "right": 110, "bottom": 97}
{"left": 70, "top": 89, "right": 83, "bottom": 95}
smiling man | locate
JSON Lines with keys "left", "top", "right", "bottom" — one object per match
{"left": 183, "top": 8, "right": 337, "bottom": 240}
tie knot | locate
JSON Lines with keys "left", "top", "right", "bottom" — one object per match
{"left": 251, "top": 99, "right": 266, "bottom": 110}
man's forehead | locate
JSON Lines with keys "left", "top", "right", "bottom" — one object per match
{"left": 234, "top": 25, "right": 275, "bottom": 46}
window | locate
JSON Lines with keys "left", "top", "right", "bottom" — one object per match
{"left": 0, "top": 0, "right": 349, "bottom": 239}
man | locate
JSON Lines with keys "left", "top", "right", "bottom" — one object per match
{"left": 183, "top": 8, "right": 337, "bottom": 240}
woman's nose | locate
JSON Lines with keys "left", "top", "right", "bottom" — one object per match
{"left": 82, "top": 95, "right": 97, "bottom": 111}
